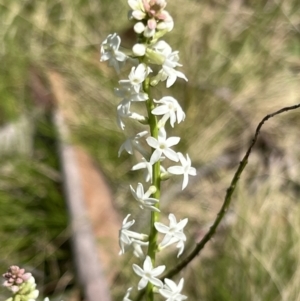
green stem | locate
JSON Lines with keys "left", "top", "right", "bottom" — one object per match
{"left": 143, "top": 77, "right": 161, "bottom": 301}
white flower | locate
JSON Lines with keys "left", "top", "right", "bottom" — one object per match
{"left": 159, "top": 278, "right": 187, "bottom": 301}
{"left": 116, "top": 102, "right": 146, "bottom": 130}
{"left": 123, "top": 287, "right": 133, "bottom": 301}
{"left": 100, "top": 33, "right": 127, "bottom": 73}
{"left": 128, "top": 63, "right": 152, "bottom": 92}
{"left": 119, "top": 214, "right": 148, "bottom": 255}
{"left": 167, "top": 153, "right": 197, "bottom": 190}
{"left": 132, "top": 157, "right": 154, "bottom": 182}
{"left": 117, "top": 103, "right": 132, "bottom": 130}
{"left": 150, "top": 41, "right": 187, "bottom": 87}
{"left": 152, "top": 96, "right": 185, "bottom": 127}
{"left": 118, "top": 131, "right": 148, "bottom": 157}
{"left": 115, "top": 80, "right": 149, "bottom": 103}
{"left": 130, "top": 183, "right": 160, "bottom": 212}
{"left": 155, "top": 213, "right": 188, "bottom": 257}
{"left": 132, "top": 256, "right": 165, "bottom": 290}
{"left": 146, "top": 127, "right": 180, "bottom": 164}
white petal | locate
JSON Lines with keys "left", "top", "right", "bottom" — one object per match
{"left": 177, "top": 152, "right": 186, "bottom": 165}
{"left": 164, "top": 278, "right": 177, "bottom": 292}
{"left": 138, "top": 277, "right": 148, "bottom": 290}
{"left": 159, "top": 288, "right": 173, "bottom": 298}
{"left": 166, "top": 136, "right": 180, "bottom": 147}
{"left": 177, "top": 240, "right": 185, "bottom": 257}
{"left": 178, "top": 278, "right": 185, "bottom": 292}
{"left": 189, "top": 167, "right": 197, "bottom": 176}
{"left": 145, "top": 197, "right": 159, "bottom": 204}
{"left": 154, "top": 222, "right": 169, "bottom": 234}
{"left": 177, "top": 218, "right": 188, "bottom": 229}
{"left": 129, "top": 185, "right": 137, "bottom": 199}
{"left": 146, "top": 136, "right": 159, "bottom": 148}
{"left": 143, "top": 256, "right": 153, "bottom": 271}
{"left": 168, "top": 166, "right": 184, "bottom": 175}
{"left": 166, "top": 74, "right": 177, "bottom": 88}
{"left": 150, "top": 149, "right": 163, "bottom": 164}
{"left": 149, "top": 205, "right": 160, "bottom": 212}
{"left": 136, "top": 182, "right": 144, "bottom": 198}
{"left": 163, "top": 148, "right": 179, "bottom": 162}
{"left": 149, "top": 277, "right": 163, "bottom": 288}
{"left": 160, "top": 234, "right": 173, "bottom": 247}
{"left": 152, "top": 105, "right": 169, "bottom": 115}
{"left": 132, "top": 10, "right": 146, "bottom": 20}
{"left": 169, "top": 112, "right": 176, "bottom": 127}
{"left": 158, "top": 127, "right": 167, "bottom": 141}
{"left": 132, "top": 264, "right": 144, "bottom": 277}
{"left": 169, "top": 213, "right": 177, "bottom": 224}
{"left": 182, "top": 173, "right": 189, "bottom": 190}
{"left": 132, "top": 162, "right": 146, "bottom": 170}
{"left": 151, "top": 265, "right": 166, "bottom": 277}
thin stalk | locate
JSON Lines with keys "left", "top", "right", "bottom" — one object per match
{"left": 143, "top": 77, "right": 161, "bottom": 301}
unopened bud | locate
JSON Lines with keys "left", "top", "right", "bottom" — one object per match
{"left": 132, "top": 43, "right": 147, "bottom": 56}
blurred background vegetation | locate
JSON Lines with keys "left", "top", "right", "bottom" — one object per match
{"left": 0, "top": 0, "right": 299, "bottom": 300}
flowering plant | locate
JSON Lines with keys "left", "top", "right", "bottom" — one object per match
{"left": 100, "top": 1, "right": 196, "bottom": 300}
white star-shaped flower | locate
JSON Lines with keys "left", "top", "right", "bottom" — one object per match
{"left": 155, "top": 213, "right": 188, "bottom": 257}
{"left": 132, "top": 256, "right": 165, "bottom": 290}
{"left": 116, "top": 102, "right": 132, "bottom": 130}
{"left": 152, "top": 96, "right": 185, "bottom": 127}
{"left": 167, "top": 153, "right": 196, "bottom": 190}
{"left": 150, "top": 41, "right": 187, "bottom": 87}
{"left": 130, "top": 183, "right": 160, "bottom": 212}
{"left": 119, "top": 214, "right": 148, "bottom": 256}
{"left": 132, "top": 157, "right": 154, "bottom": 182}
{"left": 159, "top": 278, "right": 187, "bottom": 301}
{"left": 146, "top": 127, "right": 180, "bottom": 164}
{"left": 118, "top": 131, "right": 148, "bottom": 157}
{"left": 100, "top": 33, "right": 127, "bottom": 73}
{"left": 115, "top": 80, "right": 149, "bottom": 104}
{"left": 128, "top": 63, "right": 152, "bottom": 92}
{"left": 116, "top": 103, "right": 146, "bottom": 130}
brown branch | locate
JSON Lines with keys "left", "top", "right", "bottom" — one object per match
{"left": 134, "top": 103, "right": 300, "bottom": 301}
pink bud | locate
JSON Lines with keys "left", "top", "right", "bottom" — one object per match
{"left": 147, "top": 19, "right": 157, "bottom": 30}
{"left": 9, "top": 266, "right": 19, "bottom": 274}
{"left": 22, "top": 273, "right": 32, "bottom": 281}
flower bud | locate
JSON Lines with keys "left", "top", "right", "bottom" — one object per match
{"left": 132, "top": 43, "right": 147, "bottom": 56}
{"left": 145, "top": 48, "right": 165, "bottom": 65}
{"left": 134, "top": 22, "right": 145, "bottom": 34}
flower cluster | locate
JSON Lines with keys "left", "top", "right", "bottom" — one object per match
{"left": 101, "top": 1, "right": 196, "bottom": 300}
{"left": 2, "top": 266, "right": 39, "bottom": 301}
